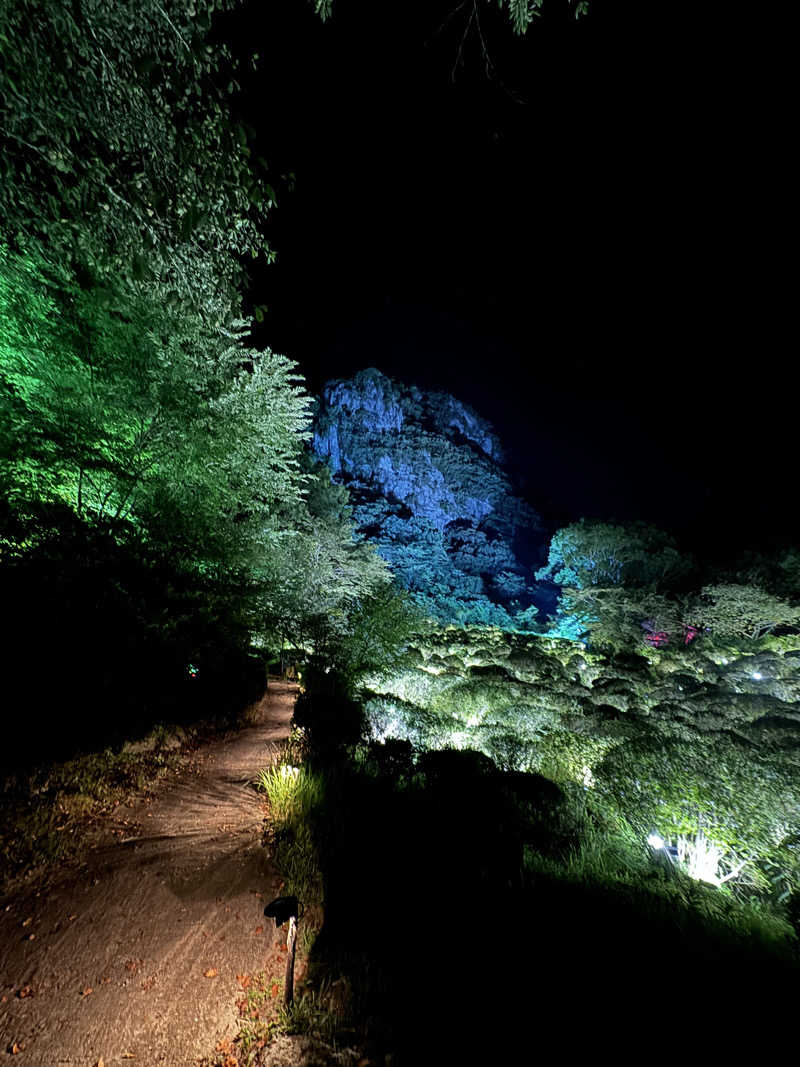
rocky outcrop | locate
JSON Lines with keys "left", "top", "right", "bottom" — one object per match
{"left": 313, "top": 368, "right": 542, "bottom": 625}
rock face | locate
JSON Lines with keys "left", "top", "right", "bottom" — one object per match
{"left": 313, "top": 368, "right": 542, "bottom": 625}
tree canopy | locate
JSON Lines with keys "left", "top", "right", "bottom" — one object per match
{"left": 536, "top": 520, "right": 691, "bottom": 592}
{"left": 0, "top": 0, "right": 399, "bottom": 747}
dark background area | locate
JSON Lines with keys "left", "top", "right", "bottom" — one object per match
{"left": 223, "top": 0, "right": 792, "bottom": 558}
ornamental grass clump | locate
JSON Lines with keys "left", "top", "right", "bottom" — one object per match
{"left": 257, "top": 762, "right": 325, "bottom": 907}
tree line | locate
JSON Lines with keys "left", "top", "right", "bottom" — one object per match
{"left": 0, "top": 0, "right": 398, "bottom": 764}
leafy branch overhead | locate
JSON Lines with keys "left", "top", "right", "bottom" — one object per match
{"left": 0, "top": 0, "right": 272, "bottom": 312}
{"left": 309, "top": 0, "right": 590, "bottom": 34}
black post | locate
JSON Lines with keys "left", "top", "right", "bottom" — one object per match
{"left": 264, "top": 895, "right": 300, "bottom": 1009}
{"left": 284, "top": 914, "right": 297, "bottom": 1008}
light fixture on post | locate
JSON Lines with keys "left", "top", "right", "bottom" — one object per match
{"left": 264, "top": 895, "right": 300, "bottom": 1008}
{"left": 647, "top": 833, "right": 678, "bottom": 864}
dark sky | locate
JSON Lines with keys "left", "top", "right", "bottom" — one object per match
{"left": 223, "top": 0, "right": 793, "bottom": 557}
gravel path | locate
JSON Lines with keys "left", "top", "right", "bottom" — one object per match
{"left": 0, "top": 683, "right": 296, "bottom": 1065}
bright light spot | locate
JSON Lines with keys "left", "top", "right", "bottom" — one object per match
{"left": 581, "top": 765, "right": 595, "bottom": 789}
{"left": 721, "top": 658, "right": 729, "bottom": 665}
{"left": 578, "top": 641, "right": 586, "bottom": 649}
{"left": 647, "top": 833, "right": 665, "bottom": 850}
{"left": 280, "top": 765, "right": 300, "bottom": 781}
{"left": 752, "top": 671, "right": 763, "bottom": 680}
{"left": 679, "top": 833, "right": 725, "bottom": 885}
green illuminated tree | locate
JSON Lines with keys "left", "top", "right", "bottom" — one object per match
{"left": 0, "top": 0, "right": 323, "bottom": 735}
{"left": 536, "top": 520, "right": 690, "bottom": 591}
{"left": 559, "top": 586, "right": 688, "bottom": 652}
{"left": 0, "top": 0, "right": 324, "bottom": 578}
{"left": 0, "top": 0, "right": 271, "bottom": 313}
{"left": 0, "top": 244, "right": 311, "bottom": 573}
{"left": 693, "top": 584, "right": 800, "bottom": 643}
{"left": 259, "top": 458, "right": 392, "bottom": 656}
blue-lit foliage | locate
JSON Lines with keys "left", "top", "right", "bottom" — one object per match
{"left": 313, "top": 369, "right": 543, "bottom": 628}
{"left": 536, "top": 519, "right": 690, "bottom": 590}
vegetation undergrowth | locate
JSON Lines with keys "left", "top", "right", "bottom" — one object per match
{"left": 244, "top": 659, "right": 800, "bottom": 1063}
{"left": 0, "top": 713, "right": 245, "bottom": 892}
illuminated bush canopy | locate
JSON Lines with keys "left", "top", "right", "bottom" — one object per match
{"left": 359, "top": 623, "right": 800, "bottom": 900}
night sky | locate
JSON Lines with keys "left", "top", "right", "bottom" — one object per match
{"left": 223, "top": 0, "right": 793, "bottom": 557}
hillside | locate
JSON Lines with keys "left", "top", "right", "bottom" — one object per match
{"left": 312, "top": 368, "right": 543, "bottom": 626}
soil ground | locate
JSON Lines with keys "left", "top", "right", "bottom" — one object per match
{"left": 0, "top": 683, "right": 297, "bottom": 1066}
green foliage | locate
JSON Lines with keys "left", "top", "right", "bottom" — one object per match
{"left": 357, "top": 621, "right": 800, "bottom": 906}
{"left": 0, "top": 0, "right": 271, "bottom": 306}
{"left": 267, "top": 691, "right": 797, "bottom": 1060}
{"left": 312, "top": 0, "right": 590, "bottom": 34}
{"left": 1, "top": 1, "right": 401, "bottom": 753}
{"left": 737, "top": 549, "right": 800, "bottom": 601}
{"left": 258, "top": 759, "right": 325, "bottom": 907}
{"left": 595, "top": 734, "right": 800, "bottom": 895}
{"left": 560, "top": 585, "right": 689, "bottom": 651}
{"left": 536, "top": 519, "right": 691, "bottom": 591}
{"left": 694, "top": 583, "right": 800, "bottom": 642}
{"left": 258, "top": 456, "right": 393, "bottom": 663}
{"left": 0, "top": 244, "right": 312, "bottom": 572}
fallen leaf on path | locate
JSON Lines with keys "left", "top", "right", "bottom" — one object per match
{"left": 236, "top": 973, "right": 251, "bottom": 990}
{"left": 203, "top": 968, "right": 218, "bottom": 978}
{"left": 121, "top": 1053, "right": 135, "bottom": 1059}
{"left": 21, "top": 917, "right": 32, "bottom": 927}
{"left": 68, "top": 914, "right": 77, "bottom": 921}
{"left": 254, "top": 925, "right": 263, "bottom": 935}
{"left": 26, "top": 933, "right": 35, "bottom": 941}
{"left": 81, "top": 987, "right": 93, "bottom": 997}
{"left": 97, "top": 1058, "right": 105, "bottom": 1067}
{"left": 11, "top": 1041, "right": 25, "bottom": 1054}
{"left": 1, "top": 995, "right": 7, "bottom": 1003}
{"left": 17, "top": 986, "right": 32, "bottom": 998}
{"left": 216, "top": 1037, "right": 234, "bottom": 1055}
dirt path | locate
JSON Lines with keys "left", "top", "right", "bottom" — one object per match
{"left": 0, "top": 683, "right": 297, "bottom": 1066}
